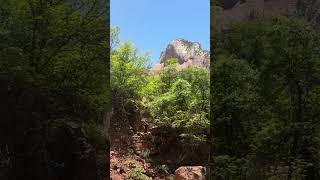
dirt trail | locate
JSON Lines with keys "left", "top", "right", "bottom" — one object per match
{"left": 110, "top": 116, "right": 170, "bottom": 180}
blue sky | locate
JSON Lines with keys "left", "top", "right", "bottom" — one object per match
{"left": 110, "top": 0, "right": 210, "bottom": 64}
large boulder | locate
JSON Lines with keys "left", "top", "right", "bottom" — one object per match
{"left": 174, "top": 166, "right": 206, "bottom": 180}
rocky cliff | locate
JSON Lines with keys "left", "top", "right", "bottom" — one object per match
{"left": 149, "top": 39, "right": 209, "bottom": 74}
{"left": 213, "top": 0, "right": 320, "bottom": 32}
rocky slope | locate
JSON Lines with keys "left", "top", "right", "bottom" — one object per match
{"left": 110, "top": 111, "right": 207, "bottom": 180}
{"left": 149, "top": 39, "right": 210, "bottom": 74}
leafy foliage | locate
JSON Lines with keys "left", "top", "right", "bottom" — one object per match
{"left": 129, "top": 167, "right": 149, "bottom": 180}
{"left": 110, "top": 27, "right": 151, "bottom": 121}
{"left": 1, "top": 0, "right": 108, "bottom": 179}
{"left": 146, "top": 62, "right": 210, "bottom": 142}
{"left": 211, "top": 16, "right": 320, "bottom": 179}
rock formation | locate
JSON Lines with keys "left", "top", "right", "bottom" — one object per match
{"left": 174, "top": 166, "right": 206, "bottom": 180}
{"left": 149, "top": 39, "right": 209, "bottom": 74}
{"left": 213, "top": 0, "right": 320, "bottom": 33}
{"left": 214, "top": 0, "right": 298, "bottom": 32}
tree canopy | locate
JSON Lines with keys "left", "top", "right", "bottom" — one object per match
{"left": 1, "top": 0, "right": 109, "bottom": 179}
{"left": 211, "top": 16, "right": 320, "bottom": 179}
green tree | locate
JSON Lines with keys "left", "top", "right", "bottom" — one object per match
{"left": 1, "top": 0, "right": 109, "bottom": 179}
{"left": 211, "top": 17, "right": 320, "bottom": 179}
{"left": 159, "top": 57, "right": 179, "bottom": 91}
{"left": 110, "top": 27, "right": 151, "bottom": 122}
{"left": 147, "top": 64, "right": 209, "bottom": 144}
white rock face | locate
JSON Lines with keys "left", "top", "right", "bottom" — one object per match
{"left": 149, "top": 39, "right": 209, "bottom": 74}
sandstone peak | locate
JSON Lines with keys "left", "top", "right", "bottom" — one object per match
{"left": 149, "top": 39, "right": 209, "bottom": 74}
{"left": 159, "top": 38, "right": 208, "bottom": 64}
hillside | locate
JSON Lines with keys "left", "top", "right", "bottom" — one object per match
{"left": 111, "top": 35, "right": 209, "bottom": 179}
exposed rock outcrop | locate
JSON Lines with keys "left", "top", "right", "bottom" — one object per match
{"left": 214, "top": 0, "right": 295, "bottom": 32}
{"left": 149, "top": 39, "right": 209, "bottom": 74}
{"left": 214, "top": 0, "right": 320, "bottom": 32}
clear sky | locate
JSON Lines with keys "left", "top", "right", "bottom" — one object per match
{"left": 110, "top": 0, "right": 210, "bottom": 64}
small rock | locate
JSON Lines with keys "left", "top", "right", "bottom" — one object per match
{"left": 143, "top": 163, "right": 151, "bottom": 169}
{"left": 111, "top": 174, "right": 124, "bottom": 180}
{"left": 128, "top": 162, "right": 136, "bottom": 168}
{"left": 145, "top": 168, "right": 157, "bottom": 177}
{"left": 116, "top": 167, "right": 125, "bottom": 174}
{"left": 110, "top": 151, "right": 115, "bottom": 156}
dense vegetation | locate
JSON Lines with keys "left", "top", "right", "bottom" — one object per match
{"left": 111, "top": 27, "right": 210, "bottom": 168}
{"left": 211, "top": 16, "right": 320, "bottom": 179}
{"left": 0, "top": 0, "right": 109, "bottom": 179}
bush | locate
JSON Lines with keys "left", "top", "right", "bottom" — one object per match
{"left": 129, "top": 167, "right": 149, "bottom": 180}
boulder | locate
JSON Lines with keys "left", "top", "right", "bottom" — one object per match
{"left": 174, "top": 166, "right": 206, "bottom": 180}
